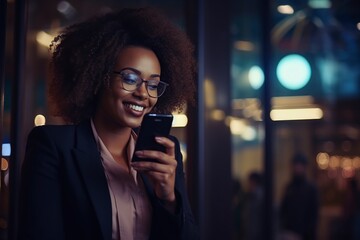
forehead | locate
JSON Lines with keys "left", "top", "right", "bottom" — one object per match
{"left": 114, "top": 46, "right": 161, "bottom": 74}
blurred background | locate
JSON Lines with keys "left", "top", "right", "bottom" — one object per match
{"left": 1, "top": 0, "right": 360, "bottom": 239}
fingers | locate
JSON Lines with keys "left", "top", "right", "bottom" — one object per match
{"left": 154, "top": 136, "right": 175, "bottom": 156}
{"left": 134, "top": 136, "right": 175, "bottom": 164}
{"left": 131, "top": 136, "right": 178, "bottom": 203}
{"left": 131, "top": 156, "right": 177, "bottom": 202}
{"left": 134, "top": 150, "right": 175, "bottom": 165}
{"left": 131, "top": 160, "right": 177, "bottom": 174}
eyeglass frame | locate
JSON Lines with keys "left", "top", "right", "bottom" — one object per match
{"left": 112, "top": 69, "right": 169, "bottom": 98}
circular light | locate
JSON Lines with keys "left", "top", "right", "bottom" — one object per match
{"left": 276, "top": 54, "right": 311, "bottom": 90}
{"left": 34, "top": 114, "right": 46, "bottom": 126}
{"left": 248, "top": 66, "right": 264, "bottom": 90}
{"left": 242, "top": 126, "right": 256, "bottom": 141}
{"left": 1, "top": 158, "right": 8, "bottom": 171}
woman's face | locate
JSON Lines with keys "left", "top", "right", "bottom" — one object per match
{"left": 95, "top": 46, "right": 160, "bottom": 129}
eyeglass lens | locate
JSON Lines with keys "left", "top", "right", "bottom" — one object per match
{"left": 119, "top": 71, "right": 167, "bottom": 98}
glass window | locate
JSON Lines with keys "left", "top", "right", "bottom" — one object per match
{"left": 231, "top": 0, "right": 360, "bottom": 239}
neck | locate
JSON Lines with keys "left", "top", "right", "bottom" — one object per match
{"left": 92, "top": 116, "right": 132, "bottom": 167}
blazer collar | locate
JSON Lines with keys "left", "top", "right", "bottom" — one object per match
{"left": 72, "top": 120, "right": 112, "bottom": 240}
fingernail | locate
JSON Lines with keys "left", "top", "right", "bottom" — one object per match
{"left": 135, "top": 151, "right": 144, "bottom": 157}
{"left": 155, "top": 137, "right": 163, "bottom": 142}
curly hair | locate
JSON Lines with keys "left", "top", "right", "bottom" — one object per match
{"left": 49, "top": 7, "right": 196, "bottom": 124}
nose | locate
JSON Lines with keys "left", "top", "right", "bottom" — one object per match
{"left": 133, "top": 82, "right": 148, "bottom": 99}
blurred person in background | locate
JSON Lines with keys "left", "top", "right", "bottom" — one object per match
{"left": 242, "top": 171, "right": 263, "bottom": 240}
{"left": 233, "top": 178, "right": 245, "bottom": 240}
{"left": 280, "top": 153, "right": 319, "bottom": 240}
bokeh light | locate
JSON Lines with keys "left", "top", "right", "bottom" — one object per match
{"left": 34, "top": 114, "right": 46, "bottom": 126}
{"left": 248, "top": 66, "right": 264, "bottom": 90}
{"left": 276, "top": 54, "right": 311, "bottom": 90}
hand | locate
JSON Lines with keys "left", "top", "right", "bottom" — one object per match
{"left": 131, "top": 137, "right": 177, "bottom": 211}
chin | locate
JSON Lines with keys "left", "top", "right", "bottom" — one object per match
{"left": 125, "top": 118, "right": 143, "bottom": 129}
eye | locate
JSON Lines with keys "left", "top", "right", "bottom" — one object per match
{"left": 121, "top": 72, "right": 139, "bottom": 85}
{"left": 147, "top": 80, "right": 159, "bottom": 90}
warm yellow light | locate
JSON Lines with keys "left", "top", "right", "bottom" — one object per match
{"left": 234, "top": 41, "right": 255, "bottom": 51}
{"left": 342, "top": 157, "right": 352, "bottom": 169}
{"left": 36, "top": 31, "right": 54, "bottom": 47}
{"left": 172, "top": 114, "right": 188, "bottom": 128}
{"left": 272, "top": 95, "right": 315, "bottom": 107}
{"left": 318, "top": 164, "right": 328, "bottom": 170}
{"left": 1, "top": 158, "right": 8, "bottom": 171}
{"left": 204, "top": 79, "right": 216, "bottom": 108}
{"left": 242, "top": 126, "right": 256, "bottom": 141}
{"left": 34, "top": 114, "right": 46, "bottom": 126}
{"left": 270, "top": 108, "right": 323, "bottom": 121}
{"left": 316, "top": 152, "right": 329, "bottom": 169}
{"left": 229, "top": 118, "right": 257, "bottom": 141}
{"left": 230, "top": 119, "right": 246, "bottom": 135}
{"left": 211, "top": 109, "right": 225, "bottom": 121}
{"left": 232, "top": 99, "right": 247, "bottom": 110}
{"left": 353, "top": 157, "right": 360, "bottom": 169}
{"left": 329, "top": 156, "right": 340, "bottom": 168}
{"left": 277, "top": 5, "right": 294, "bottom": 14}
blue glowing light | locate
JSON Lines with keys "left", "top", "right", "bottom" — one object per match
{"left": 248, "top": 66, "right": 264, "bottom": 90}
{"left": 2, "top": 143, "right": 11, "bottom": 157}
{"left": 276, "top": 54, "right": 311, "bottom": 90}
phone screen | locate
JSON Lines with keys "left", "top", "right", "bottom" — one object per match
{"left": 132, "top": 113, "right": 173, "bottom": 162}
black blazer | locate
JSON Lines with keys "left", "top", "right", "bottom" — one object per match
{"left": 19, "top": 121, "right": 198, "bottom": 240}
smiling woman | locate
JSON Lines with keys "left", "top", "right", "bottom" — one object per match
{"left": 18, "top": 7, "right": 198, "bottom": 240}
{"left": 48, "top": 7, "right": 196, "bottom": 124}
{"left": 95, "top": 46, "right": 161, "bottom": 129}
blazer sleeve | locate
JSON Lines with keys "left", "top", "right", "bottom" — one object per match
{"left": 149, "top": 136, "right": 199, "bottom": 240}
{"left": 19, "top": 127, "right": 65, "bottom": 240}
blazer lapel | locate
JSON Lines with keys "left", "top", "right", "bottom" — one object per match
{"left": 72, "top": 121, "right": 112, "bottom": 240}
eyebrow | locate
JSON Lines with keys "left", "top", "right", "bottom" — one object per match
{"left": 120, "top": 67, "right": 161, "bottom": 78}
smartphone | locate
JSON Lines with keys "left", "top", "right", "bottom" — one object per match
{"left": 132, "top": 113, "right": 173, "bottom": 162}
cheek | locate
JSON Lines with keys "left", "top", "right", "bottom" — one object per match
{"left": 101, "top": 89, "right": 126, "bottom": 114}
{"left": 149, "top": 98, "right": 158, "bottom": 108}
{"left": 145, "top": 98, "right": 158, "bottom": 113}
{"left": 111, "top": 88, "right": 128, "bottom": 101}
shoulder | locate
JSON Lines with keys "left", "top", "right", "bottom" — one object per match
{"left": 27, "top": 121, "right": 94, "bottom": 147}
{"left": 28, "top": 124, "right": 76, "bottom": 140}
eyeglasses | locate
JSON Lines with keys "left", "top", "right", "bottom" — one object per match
{"left": 113, "top": 69, "right": 169, "bottom": 98}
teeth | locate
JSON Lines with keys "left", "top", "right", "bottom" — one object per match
{"left": 127, "top": 104, "right": 144, "bottom": 112}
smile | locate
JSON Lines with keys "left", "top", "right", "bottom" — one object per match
{"left": 126, "top": 103, "right": 144, "bottom": 112}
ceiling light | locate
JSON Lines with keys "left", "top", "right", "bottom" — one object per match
{"left": 270, "top": 108, "right": 323, "bottom": 121}
{"left": 277, "top": 5, "right": 294, "bottom": 15}
{"left": 172, "top": 114, "right": 188, "bottom": 127}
